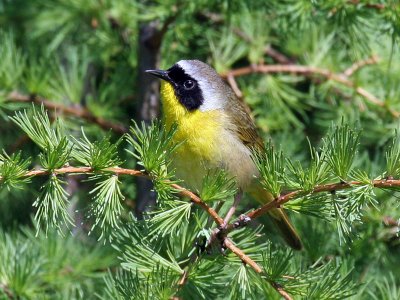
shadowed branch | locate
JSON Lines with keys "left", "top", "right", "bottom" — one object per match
{"left": 5, "top": 91, "right": 128, "bottom": 134}
{"left": 221, "top": 60, "right": 396, "bottom": 117}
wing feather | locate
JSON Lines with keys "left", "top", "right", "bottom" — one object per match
{"left": 225, "top": 95, "right": 264, "bottom": 153}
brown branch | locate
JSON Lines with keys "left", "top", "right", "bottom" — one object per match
{"left": 226, "top": 73, "right": 243, "bottom": 99}
{"left": 223, "top": 238, "right": 293, "bottom": 300}
{"left": 170, "top": 182, "right": 224, "bottom": 225}
{"left": 226, "top": 29, "right": 383, "bottom": 115}
{"left": 264, "top": 46, "right": 294, "bottom": 64}
{"left": 223, "top": 238, "right": 262, "bottom": 272}
{"left": 221, "top": 64, "right": 398, "bottom": 117}
{"left": 383, "top": 216, "right": 400, "bottom": 227}
{"left": 270, "top": 282, "right": 293, "bottom": 300}
{"left": 247, "top": 179, "right": 400, "bottom": 220}
{"left": 5, "top": 91, "right": 128, "bottom": 134}
{"left": 232, "top": 27, "right": 293, "bottom": 65}
{"left": 220, "top": 178, "right": 400, "bottom": 237}
{"left": 231, "top": 27, "right": 252, "bottom": 43}
{"left": 2, "top": 166, "right": 224, "bottom": 226}
{"left": 177, "top": 270, "right": 189, "bottom": 286}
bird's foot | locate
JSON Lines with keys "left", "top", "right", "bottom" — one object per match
{"left": 233, "top": 214, "right": 251, "bottom": 229}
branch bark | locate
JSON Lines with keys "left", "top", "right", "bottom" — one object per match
{"left": 4, "top": 166, "right": 400, "bottom": 232}
{"left": 247, "top": 179, "right": 400, "bottom": 220}
{"left": 343, "top": 55, "right": 379, "bottom": 77}
{"left": 5, "top": 91, "right": 128, "bottom": 134}
{"left": 221, "top": 63, "right": 397, "bottom": 117}
{"left": 5, "top": 166, "right": 224, "bottom": 226}
{"left": 223, "top": 238, "right": 292, "bottom": 300}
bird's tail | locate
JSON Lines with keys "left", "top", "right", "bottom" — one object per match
{"left": 248, "top": 184, "right": 302, "bottom": 250}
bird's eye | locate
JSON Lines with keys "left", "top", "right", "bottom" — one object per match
{"left": 183, "top": 80, "right": 195, "bottom": 90}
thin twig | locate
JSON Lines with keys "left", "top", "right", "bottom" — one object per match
{"left": 6, "top": 91, "right": 128, "bottom": 134}
{"left": 1, "top": 166, "right": 224, "bottom": 226}
{"left": 232, "top": 27, "right": 293, "bottom": 64}
{"left": 383, "top": 216, "right": 400, "bottom": 227}
{"left": 206, "top": 200, "right": 224, "bottom": 228}
{"left": 223, "top": 238, "right": 262, "bottom": 272}
{"left": 5, "top": 166, "right": 400, "bottom": 229}
{"left": 177, "top": 270, "right": 189, "bottom": 286}
{"left": 264, "top": 46, "right": 294, "bottom": 64}
{"left": 170, "top": 182, "right": 224, "bottom": 225}
{"left": 221, "top": 64, "right": 398, "bottom": 117}
{"left": 223, "top": 238, "right": 293, "bottom": 300}
{"left": 247, "top": 179, "right": 400, "bottom": 220}
{"left": 226, "top": 73, "right": 243, "bottom": 99}
{"left": 223, "top": 191, "right": 242, "bottom": 226}
{"left": 343, "top": 55, "right": 379, "bottom": 77}
{"left": 221, "top": 179, "right": 400, "bottom": 236}
{"left": 270, "top": 281, "right": 293, "bottom": 300}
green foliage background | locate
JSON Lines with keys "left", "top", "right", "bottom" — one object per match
{"left": 0, "top": 0, "right": 399, "bottom": 299}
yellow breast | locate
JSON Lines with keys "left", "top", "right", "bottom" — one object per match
{"left": 161, "top": 82, "right": 224, "bottom": 160}
{"left": 160, "top": 82, "right": 225, "bottom": 189}
{"left": 160, "top": 82, "right": 257, "bottom": 191}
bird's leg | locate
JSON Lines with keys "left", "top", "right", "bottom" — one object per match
{"left": 221, "top": 190, "right": 243, "bottom": 229}
{"left": 204, "top": 191, "right": 243, "bottom": 254}
{"left": 233, "top": 214, "right": 252, "bottom": 229}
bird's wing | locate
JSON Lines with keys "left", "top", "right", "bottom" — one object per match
{"left": 225, "top": 95, "right": 264, "bottom": 153}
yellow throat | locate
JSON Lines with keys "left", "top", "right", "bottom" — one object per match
{"left": 160, "top": 81, "right": 224, "bottom": 161}
{"left": 160, "top": 81, "right": 230, "bottom": 190}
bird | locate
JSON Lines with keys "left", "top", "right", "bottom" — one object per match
{"left": 146, "top": 59, "right": 302, "bottom": 250}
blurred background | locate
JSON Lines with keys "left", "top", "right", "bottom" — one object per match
{"left": 0, "top": 0, "right": 399, "bottom": 298}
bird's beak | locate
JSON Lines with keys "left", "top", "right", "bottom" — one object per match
{"left": 145, "top": 69, "right": 170, "bottom": 81}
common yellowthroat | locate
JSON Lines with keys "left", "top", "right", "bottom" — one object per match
{"left": 146, "top": 60, "right": 302, "bottom": 250}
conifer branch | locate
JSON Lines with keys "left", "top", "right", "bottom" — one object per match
{"left": 0, "top": 164, "right": 295, "bottom": 298}
{"left": 170, "top": 183, "right": 224, "bottom": 225}
{"left": 3, "top": 165, "right": 400, "bottom": 228}
{"left": 226, "top": 73, "right": 243, "bottom": 99}
{"left": 221, "top": 56, "right": 400, "bottom": 113}
{"left": 0, "top": 166, "right": 224, "bottom": 225}
{"left": 223, "top": 238, "right": 262, "bottom": 272}
{"left": 221, "top": 62, "right": 398, "bottom": 117}
{"left": 5, "top": 91, "right": 128, "bottom": 133}
{"left": 232, "top": 27, "right": 294, "bottom": 65}
{"left": 247, "top": 178, "right": 400, "bottom": 220}
{"left": 264, "top": 46, "right": 294, "bottom": 64}
{"left": 5, "top": 163, "right": 398, "bottom": 299}
{"left": 223, "top": 238, "right": 293, "bottom": 300}
{"left": 342, "top": 55, "right": 379, "bottom": 77}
